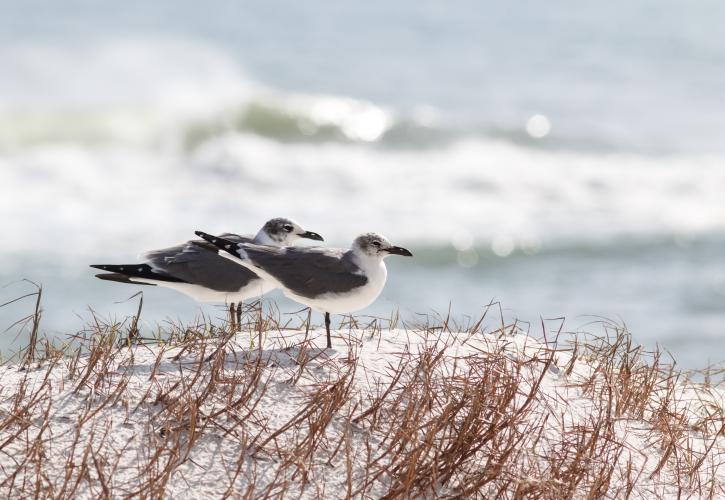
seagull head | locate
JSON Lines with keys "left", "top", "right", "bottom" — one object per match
{"left": 352, "top": 233, "right": 413, "bottom": 259}
{"left": 258, "top": 217, "right": 324, "bottom": 246}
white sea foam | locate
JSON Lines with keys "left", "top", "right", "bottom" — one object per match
{"left": 2, "top": 132, "right": 724, "bottom": 259}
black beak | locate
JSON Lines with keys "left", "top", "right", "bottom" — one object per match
{"left": 384, "top": 246, "right": 413, "bottom": 257}
{"left": 300, "top": 231, "right": 324, "bottom": 241}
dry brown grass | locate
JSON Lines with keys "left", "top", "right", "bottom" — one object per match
{"left": 0, "top": 290, "right": 723, "bottom": 498}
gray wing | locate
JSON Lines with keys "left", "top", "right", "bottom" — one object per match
{"left": 144, "top": 234, "right": 260, "bottom": 292}
{"left": 144, "top": 233, "right": 254, "bottom": 264}
{"left": 241, "top": 245, "right": 368, "bottom": 298}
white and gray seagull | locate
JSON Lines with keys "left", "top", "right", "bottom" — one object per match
{"left": 194, "top": 230, "right": 412, "bottom": 348}
{"left": 91, "top": 218, "right": 323, "bottom": 323}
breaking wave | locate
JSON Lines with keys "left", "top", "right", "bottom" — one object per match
{"left": 2, "top": 38, "right": 724, "bottom": 260}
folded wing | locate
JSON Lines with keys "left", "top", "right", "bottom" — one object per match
{"left": 143, "top": 233, "right": 260, "bottom": 292}
{"left": 239, "top": 245, "right": 368, "bottom": 298}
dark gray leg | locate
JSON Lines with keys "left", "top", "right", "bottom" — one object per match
{"left": 236, "top": 302, "right": 242, "bottom": 326}
{"left": 325, "top": 312, "right": 332, "bottom": 348}
{"left": 229, "top": 302, "right": 236, "bottom": 329}
{"left": 257, "top": 301, "right": 263, "bottom": 350}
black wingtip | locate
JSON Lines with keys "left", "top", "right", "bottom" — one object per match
{"left": 195, "top": 231, "right": 217, "bottom": 244}
{"left": 89, "top": 263, "right": 186, "bottom": 283}
{"left": 194, "top": 231, "right": 242, "bottom": 258}
{"left": 195, "top": 230, "right": 224, "bottom": 245}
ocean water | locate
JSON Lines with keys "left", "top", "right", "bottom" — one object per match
{"left": 1, "top": 1, "right": 724, "bottom": 368}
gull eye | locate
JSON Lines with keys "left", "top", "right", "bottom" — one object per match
{"left": 372, "top": 241, "right": 381, "bottom": 247}
{"left": 283, "top": 224, "right": 294, "bottom": 232}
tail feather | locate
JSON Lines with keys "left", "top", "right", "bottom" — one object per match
{"left": 90, "top": 264, "right": 186, "bottom": 283}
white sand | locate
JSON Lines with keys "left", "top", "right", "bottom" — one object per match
{"left": 1, "top": 327, "right": 723, "bottom": 498}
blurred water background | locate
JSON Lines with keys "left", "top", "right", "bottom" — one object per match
{"left": 1, "top": 1, "right": 724, "bottom": 368}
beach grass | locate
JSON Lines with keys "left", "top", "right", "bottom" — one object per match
{"left": 0, "top": 289, "right": 723, "bottom": 498}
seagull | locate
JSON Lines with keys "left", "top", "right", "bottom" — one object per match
{"left": 194, "top": 230, "right": 412, "bottom": 348}
{"left": 91, "top": 218, "right": 323, "bottom": 324}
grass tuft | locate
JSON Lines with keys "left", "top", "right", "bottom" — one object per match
{"left": 0, "top": 295, "right": 723, "bottom": 498}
